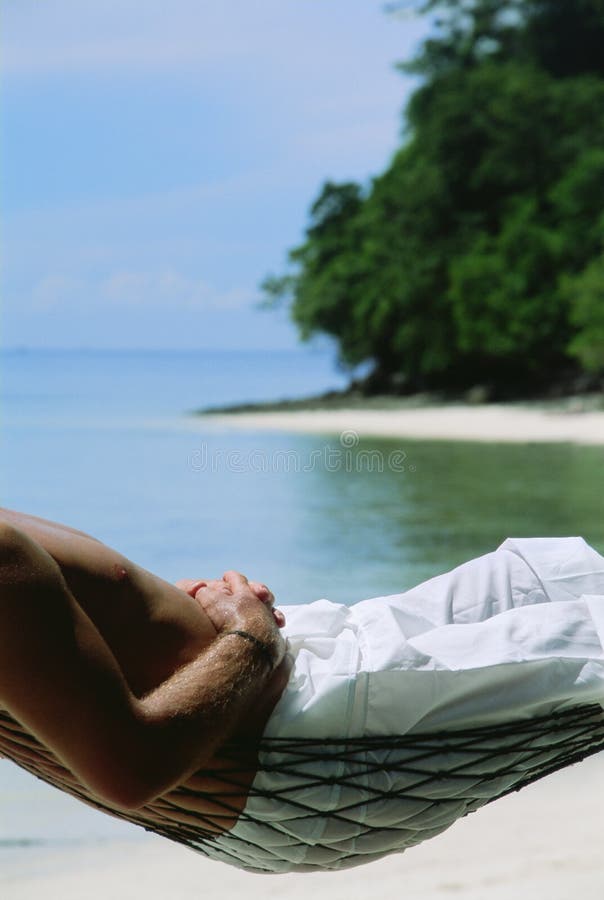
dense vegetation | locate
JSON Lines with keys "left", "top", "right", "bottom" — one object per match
{"left": 263, "top": 1, "right": 604, "bottom": 396}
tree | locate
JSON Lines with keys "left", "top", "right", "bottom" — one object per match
{"left": 525, "top": 0, "right": 604, "bottom": 78}
{"left": 566, "top": 254, "right": 604, "bottom": 373}
{"left": 263, "top": 1, "right": 604, "bottom": 393}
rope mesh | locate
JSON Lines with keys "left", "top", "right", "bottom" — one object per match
{"left": 2, "top": 704, "right": 604, "bottom": 871}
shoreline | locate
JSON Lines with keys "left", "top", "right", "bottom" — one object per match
{"left": 201, "top": 396, "right": 604, "bottom": 445}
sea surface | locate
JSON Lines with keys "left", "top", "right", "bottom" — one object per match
{"left": 1, "top": 347, "right": 604, "bottom": 857}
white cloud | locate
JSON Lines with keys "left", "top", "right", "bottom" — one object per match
{"left": 3, "top": 0, "right": 426, "bottom": 77}
{"left": 3, "top": 2, "right": 429, "bottom": 349}
{"left": 102, "top": 271, "right": 251, "bottom": 309}
{"left": 29, "top": 275, "right": 88, "bottom": 312}
{"left": 29, "top": 271, "right": 252, "bottom": 312}
{"left": 2, "top": 0, "right": 251, "bottom": 74}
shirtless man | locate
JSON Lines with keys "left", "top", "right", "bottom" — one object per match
{"left": 0, "top": 507, "right": 293, "bottom": 831}
{"left": 5, "top": 508, "right": 604, "bottom": 873}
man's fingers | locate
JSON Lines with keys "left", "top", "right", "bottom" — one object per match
{"left": 222, "top": 570, "right": 249, "bottom": 592}
{"left": 175, "top": 579, "right": 207, "bottom": 596}
{"left": 272, "top": 608, "right": 286, "bottom": 628}
{"left": 248, "top": 580, "right": 274, "bottom": 605}
{"left": 180, "top": 573, "right": 275, "bottom": 607}
{"left": 194, "top": 579, "right": 231, "bottom": 597}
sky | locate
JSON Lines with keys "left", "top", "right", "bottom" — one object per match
{"left": 2, "top": 1, "right": 428, "bottom": 350}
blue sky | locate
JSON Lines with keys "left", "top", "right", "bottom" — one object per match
{"left": 2, "top": 1, "right": 427, "bottom": 350}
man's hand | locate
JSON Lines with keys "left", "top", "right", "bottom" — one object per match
{"left": 175, "top": 575, "right": 286, "bottom": 628}
{"left": 189, "top": 571, "right": 288, "bottom": 671}
{"left": 180, "top": 571, "right": 293, "bottom": 738}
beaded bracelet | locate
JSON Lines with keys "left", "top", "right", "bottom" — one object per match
{"left": 219, "top": 629, "right": 275, "bottom": 670}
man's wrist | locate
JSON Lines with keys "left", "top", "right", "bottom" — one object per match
{"left": 217, "top": 629, "right": 277, "bottom": 671}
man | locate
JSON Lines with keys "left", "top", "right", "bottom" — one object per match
{"left": 2, "top": 507, "right": 604, "bottom": 873}
{"left": 0, "top": 508, "right": 292, "bottom": 824}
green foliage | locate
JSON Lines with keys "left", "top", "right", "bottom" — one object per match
{"left": 449, "top": 198, "right": 565, "bottom": 360}
{"left": 263, "top": 1, "right": 604, "bottom": 392}
{"left": 399, "top": 1, "right": 527, "bottom": 78}
{"left": 566, "top": 254, "right": 604, "bottom": 372}
{"left": 525, "top": 0, "right": 604, "bottom": 78}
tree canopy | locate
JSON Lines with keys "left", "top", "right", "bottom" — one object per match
{"left": 263, "top": 0, "right": 604, "bottom": 395}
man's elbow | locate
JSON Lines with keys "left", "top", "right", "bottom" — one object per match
{"left": 85, "top": 763, "right": 168, "bottom": 812}
{"left": 102, "top": 786, "right": 158, "bottom": 813}
{"left": 83, "top": 726, "right": 201, "bottom": 812}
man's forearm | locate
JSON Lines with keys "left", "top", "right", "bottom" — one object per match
{"left": 132, "top": 573, "right": 292, "bottom": 802}
{"left": 134, "top": 631, "right": 289, "bottom": 805}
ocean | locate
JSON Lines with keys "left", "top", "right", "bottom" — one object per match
{"left": 1, "top": 347, "right": 603, "bottom": 854}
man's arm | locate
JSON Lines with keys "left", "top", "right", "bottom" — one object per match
{"left": 0, "top": 523, "right": 290, "bottom": 810}
{"left": 0, "top": 507, "right": 227, "bottom": 695}
{"left": 0, "top": 507, "right": 103, "bottom": 543}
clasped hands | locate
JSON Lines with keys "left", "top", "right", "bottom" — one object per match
{"left": 176, "top": 571, "right": 289, "bottom": 671}
{"left": 176, "top": 572, "right": 293, "bottom": 739}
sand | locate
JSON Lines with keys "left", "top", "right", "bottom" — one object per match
{"left": 5, "top": 399, "right": 603, "bottom": 897}
{"left": 3, "top": 753, "right": 603, "bottom": 899}
{"left": 204, "top": 402, "right": 604, "bottom": 445}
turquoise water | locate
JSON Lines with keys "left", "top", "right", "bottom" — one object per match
{"left": 1, "top": 348, "right": 603, "bottom": 851}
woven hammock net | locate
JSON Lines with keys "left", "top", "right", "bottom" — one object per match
{"left": 2, "top": 703, "right": 604, "bottom": 872}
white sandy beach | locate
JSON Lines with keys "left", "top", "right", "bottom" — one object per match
{"left": 3, "top": 388, "right": 603, "bottom": 899}
{"left": 206, "top": 401, "right": 604, "bottom": 445}
{"left": 3, "top": 753, "right": 603, "bottom": 900}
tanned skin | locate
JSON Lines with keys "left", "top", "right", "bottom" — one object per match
{"left": 0, "top": 508, "right": 293, "bottom": 812}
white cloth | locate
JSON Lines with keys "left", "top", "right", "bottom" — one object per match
{"left": 196, "top": 538, "right": 604, "bottom": 872}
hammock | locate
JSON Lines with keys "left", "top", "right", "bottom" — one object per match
{"left": 2, "top": 704, "right": 604, "bottom": 873}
